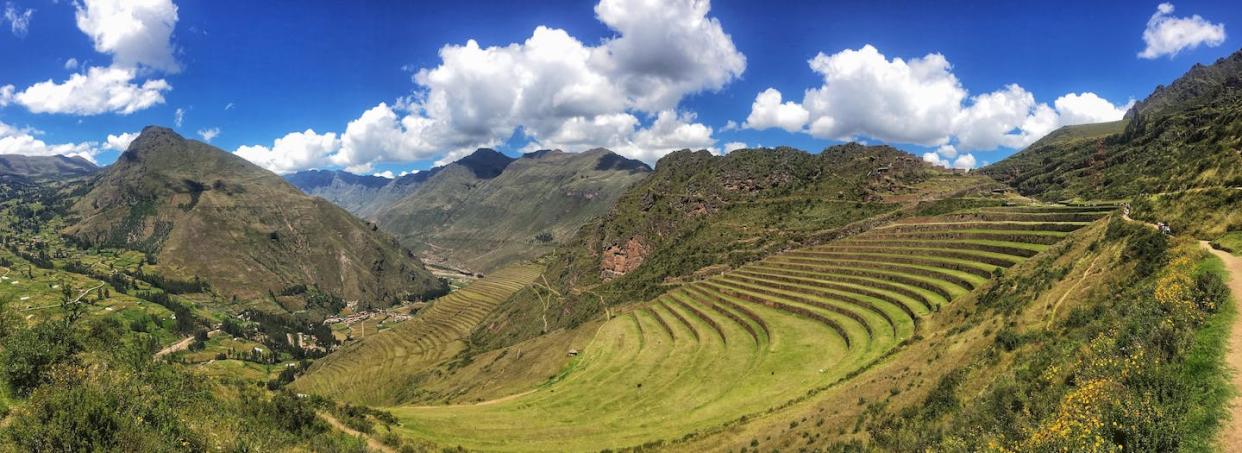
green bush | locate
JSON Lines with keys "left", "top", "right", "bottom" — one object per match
{"left": 0, "top": 322, "right": 80, "bottom": 397}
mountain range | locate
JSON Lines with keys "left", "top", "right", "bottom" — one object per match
{"left": 287, "top": 147, "right": 651, "bottom": 272}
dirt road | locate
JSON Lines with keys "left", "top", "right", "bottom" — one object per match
{"left": 1202, "top": 241, "right": 1242, "bottom": 451}
{"left": 153, "top": 329, "right": 220, "bottom": 359}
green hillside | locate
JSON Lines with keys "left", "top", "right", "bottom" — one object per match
{"left": 63, "top": 126, "right": 445, "bottom": 305}
{"left": 981, "top": 49, "right": 1242, "bottom": 202}
{"left": 467, "top": 144, "right": 997, "bottom": 352}
{"left": 380, "top": 205, "right": 1108, "bottom": 451}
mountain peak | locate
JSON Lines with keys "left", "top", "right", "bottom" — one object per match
{"left": 454, "top": 148, "right": 514, "bottom": 179}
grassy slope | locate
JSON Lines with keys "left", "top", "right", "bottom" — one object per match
{"left": 292, "top": 263, "right": 545, "bottom": 405}
{"left": 374, "top": 205, "right": 1105, "bottom": 451}
{"left": 63, "top": 126, "right": 444, "bottom": 305}
{"left": 678, "top": 217, "right": 1232, "bottom": 452}
{"left": 982, "top": 48, "right": 1242, "bottom": 245}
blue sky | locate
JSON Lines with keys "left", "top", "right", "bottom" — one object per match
{"left": 0, "top": 0, "right": 1236, "bottom": 176}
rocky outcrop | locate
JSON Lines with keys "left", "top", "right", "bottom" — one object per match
{"left": 600, "top": 237, "right": 648, "bottom": 280}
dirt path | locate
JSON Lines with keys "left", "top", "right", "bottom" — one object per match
{"left": 1046, "top": 255, "right": 1101, "bottom": 329}
{"left": 318, "top": 412, "right": 395, "bottom": 453}
{"left": 154, "top": 336, "right": 196, "bottom": 358}
{"left": 154, "top": 329, "right": 220, "bottom": 359}
{"left": 1202, "top": 241, "right": 1242, "bottom": 451}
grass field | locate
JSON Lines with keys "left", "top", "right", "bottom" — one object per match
{"left": 380, "top": 205, "right": 1113, "bottom": 451}
{"left": 292, "top": 263, "right": 544, "bottom": 404}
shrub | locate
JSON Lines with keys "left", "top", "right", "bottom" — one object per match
{"left": 0, "top": 321, "right": 80, "bottom": 397}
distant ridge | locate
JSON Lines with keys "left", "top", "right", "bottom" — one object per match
{"left": 0, "top": 154, "right": 98, "bottom": 180}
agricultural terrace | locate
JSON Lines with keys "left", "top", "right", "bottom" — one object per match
{"left": 386, "top": 205, "right": 1115, "bottom": 451}
{"left": 293, "top": 263, "right": 544, "bottom": 404}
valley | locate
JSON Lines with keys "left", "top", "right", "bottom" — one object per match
{"left": 0, "top": 2, "right": 1239, "bottom": 451}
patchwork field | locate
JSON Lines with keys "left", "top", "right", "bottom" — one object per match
{"left": 382, "top": 205, "right": 1114, "bottom": 451}
{"left": 292, "top": 263, "right": 544, "bottom": 404}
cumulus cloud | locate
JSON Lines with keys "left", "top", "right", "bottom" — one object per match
{"left": 744, "top": 88, "right": 809, "bottom": 133}
{"left": 921, "top": 145, "right": 976, "bottom": 170}
{"left": 1, "top": 0, "right": 177, "bottom": 115}
{"left": 11, "top": 66, "right": 170, "bottom": 115}
{"left": 103, "top": 131, "right": 137, "bottom": 151}
{"left": 235, "top": 129, "right": 340, "bottom": 174}
{"left": 591, "top": 0, "right": 746, "bottom": 111}
{"left": 744, "top": 45, "right": 1131, "bottom": 156}
{"left": 1138, "top": 3, "right": 1226, "bottom": 59}
{"left": 196, "top": 127, "right": 219, "bottom": 142}
{"left": 238, "top": 0, "right": 741, "bottom": 172}
{"left": 4, "top": 2, "right": 32, "bottom": 37}
{"left": 1053, "top": 92, "right": 1134, "bottom": 125}
{"left": 723, "top": 141, "right": 747, "bottom": 153}
{"left": 74, "top": 0, "right": 180, "bottom": 72}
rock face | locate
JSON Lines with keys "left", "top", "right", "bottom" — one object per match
{"left": 600, "top": 237, "right": 648, "bottom": 280}
{"left": 65, "top": 126, "right": 446, "bottom": 305}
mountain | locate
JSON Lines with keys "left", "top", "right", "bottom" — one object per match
{"left": 466, "top": 143, "right": 995, "bottom": 351}
{"left": 287, "top": 148, "right": 651, "bottom": 272}
{"left": 283, "top": 169, "right": 391, "bottom": 214}
{"left": 285, "top": 148, "right": 517, "bottom": 220}
{"left": 0, "top": 154, "right": 98, "bottom": 180}
{"left": 981, "top": 48, "right": 1242, "bottom": 201}
{"left": 63, "top": 126, "right": 446, "bottom": 304}
{"left": 981, "top": 48, "right": 1242, "bottom": 238}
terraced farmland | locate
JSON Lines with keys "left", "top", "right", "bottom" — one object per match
{"left": 292, "top": 263, "right": 544, "bottom": 404}
{"left": 385, "top": 205, "right": 1113, "bottom": 451}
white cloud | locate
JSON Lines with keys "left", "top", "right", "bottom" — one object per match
{"left": 744, "top": 88, "right": 809, "bottom": 133}
{"left": 1138, "top": 3, "right": 1226, "bottom": 59}
{"left": 4, "top": 2, "right": 33, "bottom": 37}
{"left": 372, "top": 170, "right": 394, "bottom": 179}
{"left": 2, "top": 0, "right": 178, "bottom": 116}
{"left": 591, "top": 0, "right": 745, "bottom": 111}
{"left": 0, "top": 84, "right": 13, "bottom": 107}
{"left": 745, "top": 45, "right": 1131, "bottom": 154}
{"left": 0, "top": 120, "right": 108, "bottom": 163}
{"left": 74, "top": 0, "right": 180, "bottom": 72}
{"left": 224, "top": 102, "right": 234, "bottom": 110}
{"left": 239, "top": 0, "right": 742, "bottom": 172}
{"left": 1053, "top": 92, "right": 1134, "bottom": 125}
{"left": 174, "top": 107, "right": 184, "bottom": 127}
{"left": 103, "top": 131, "right": 137, "bottom": 151}
{"left": 235, "top": 129, "right": 339, "bottom": 175}
{"left": 921, "top": 146, "right": 977, "bottom": 170}
{"left": 724, "top": 141, "right": 747, "bottom": 153}
{"left": 196, "top": 127, "right": 219, "bottom": 142}
{"left": 11, "top": 66, "right": 170, "bottom": 115}
{"left": 801, "top": 45, "right": 964, "bottom": 146}
{"left": 529, "top": 110, "right": 717, "bottom": 163}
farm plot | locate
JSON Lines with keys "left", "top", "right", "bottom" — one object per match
{"left": 386, "top": 205, "right": 1112, "bottom": 451}
{"left": 292, "top": 263, "right": 544, "bottom": 405}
